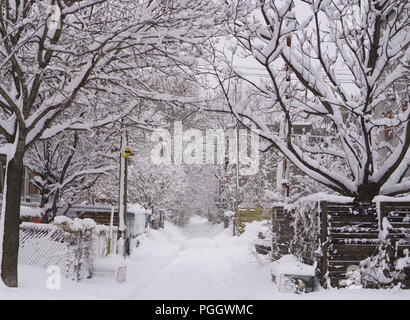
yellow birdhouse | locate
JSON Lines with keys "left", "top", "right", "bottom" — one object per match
{"left": 123, "top": 147, "right": 133, "bottom": 158}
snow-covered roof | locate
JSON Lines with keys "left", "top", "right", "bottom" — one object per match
{"left": 285, "top": 192, "right": 354, "bottom": 210}
{"left": 128, "top": 203, "right": 152, "bottom": 215}
{"left": 20, "top": 206, "right": 42, "bottom": 218}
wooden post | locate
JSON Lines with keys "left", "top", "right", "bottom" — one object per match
{"left": 271, "top": 208, "right": 278, "bottom": 261}
{"left": 319, "top": 201, "right": 329, "bottom": 288}
{"left": 107, "top": 206, "right": 115, "bottom": 255}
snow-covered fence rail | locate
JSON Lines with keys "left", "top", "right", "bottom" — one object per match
{"left": 19, "top": 218, "right": 119, "bottom": 281}
{"left": 287, "top": 195, "right": 410, "bottom": 289}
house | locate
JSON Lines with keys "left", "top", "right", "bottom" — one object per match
{"left": 0, "top": 155, "right": 40, "bottom": 202}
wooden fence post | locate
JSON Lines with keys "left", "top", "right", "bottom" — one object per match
{"left": 271, "top": 208, "right": 279, "bottom": 261}
{"left": 319, "top": 201, "right": 329, "bottom": 288}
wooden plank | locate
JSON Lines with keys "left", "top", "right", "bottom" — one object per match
{"left": 380, "top": 202, "right": 410, "bottom": 207}
{"left": 329, "top": 215, "right": 378, "bottom": 223}
{"left": 329, "top": 233, "right": 379, "bottom": 239}
{"left": 329, "top": 221, "right": 377, "bottom": 226}
{"left": 330, "top": 244, "right": 378, "bottom": 254}
{"left": 329, "top": 254, "right": 374, "bottom": 261}
{"left": 331, "top": 238, "right": 379, "bottom": 245}
{"left": 329, "top": 260, "right": 363, "bottom": 267}
{"left": 327, "top": 270, "right": 349, "bottom": 277}
{"left": 330, "top": 227, "right": 379, "bottom": 232}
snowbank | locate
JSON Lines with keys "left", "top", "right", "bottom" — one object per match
{"left": 237, "top": 220, "right": 267, "bottom": 242}
{"left": 271, "top": 255, "right": 315, "bottom": 277}
{"left": 94, "top": 254, "right": 126, "bottom": 270}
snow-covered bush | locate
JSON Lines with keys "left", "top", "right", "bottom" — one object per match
{"left": 359, "top": 217, "right": 395, "bottom": 288}
{"left": 359, "top": 215, "right": 410, "bottom": 288}
{"left": 53, "top": 217, "right": 98, "bottom": 281}
{"left": 288, "top": 197, "right": 322, "bottom": 265}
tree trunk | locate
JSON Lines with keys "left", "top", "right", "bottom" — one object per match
{"left": 356, "top": 183, "right": 380, "bottom": 202}
{"left": 1, "top": 150, "right": 24, "bottom": 287}
{"left": 223, "top": 216, "right": 229, "bottom": 229}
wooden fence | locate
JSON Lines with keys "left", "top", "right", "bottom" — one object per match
{"left": 229, "top": 200, "right": 410, "bottom": 289}
{"left": 289, "top": 200, "right": 410, "bottom": 288}
{"left": 271, "top": 207, "right": 293, "bottom": 260}
{"left": 236, "top": 206, "right": 292, "bottom": 261}
{"left": 236, "top": 207, "right": 273, "bottom": 235}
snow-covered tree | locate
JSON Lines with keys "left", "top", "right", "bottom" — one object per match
{"left": 209, "top": 0, "right": 410, "bottom": 202}
{"left": 0, "top": 0, "right": 220, "bottom": 287}
{"left": 129, "top": 160, "right": 184, "bottom": 223}
{"left": 25, "top": 131, "right": 115, "bottom": 222}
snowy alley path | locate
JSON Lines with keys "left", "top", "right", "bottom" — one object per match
{"left": 130, "top": 216, "right": 272, "bottom": 299}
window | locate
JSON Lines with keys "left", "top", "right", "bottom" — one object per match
{"left": 384, "top": 111, "right": 394, "bottom": 141}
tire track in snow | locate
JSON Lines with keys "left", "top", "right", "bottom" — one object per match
{"left": 128, "top": 238, "right": 187, "bottom": 299}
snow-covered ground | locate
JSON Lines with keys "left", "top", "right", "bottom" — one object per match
{"left": 1, "top": 216, "right": 410, "bottom": 299}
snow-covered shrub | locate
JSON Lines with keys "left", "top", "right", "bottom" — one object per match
{"left": 288, "top": 199, "right": 321, "bottom": 265}
{"left": 223, "top": 210, "right": 235, "bottom": 229}
{"left": 359, "top": 214, "right": 410, "bottom": 288}
{"left": 53, "top": 217, "right": 97, "bottom": 281}
{"left": 395, "top": 249, "right": 410, "bottom": 283}
{"left": 224, "top": 210, "right": 235, "bottom": 218}
{"left": 359, "top": 217, "right": 395, "bottom": 288}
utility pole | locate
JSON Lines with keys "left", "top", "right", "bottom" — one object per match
{"left": 107, "top": 206, "right": 115, "bottom": 255}
{"left": 119, "top": 130, "right": 133, "bottom": 257}
{"left": 234, "top": 122, "right": 240, "bottom": 236}
{"left": 276, "top": 30, "right": 292, "bottom": 202}
{"left": 233, "top": 80, "right": 240, "bottom": 236}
